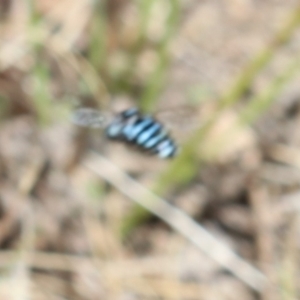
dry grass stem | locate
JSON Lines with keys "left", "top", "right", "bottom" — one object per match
{"left": 83, "top": 151, "right": 267, "bottom": 292}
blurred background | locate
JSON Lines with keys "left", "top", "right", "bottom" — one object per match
{"left": 0, "top": 0, "right": 300, "bottom": 299}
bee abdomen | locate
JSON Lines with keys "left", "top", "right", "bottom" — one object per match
{"left": 105, "top": 108, "right": 177, "bottom": 158}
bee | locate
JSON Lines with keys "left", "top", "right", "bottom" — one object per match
{"left": 72, "top": 107, "right": 178, "bottom": 159}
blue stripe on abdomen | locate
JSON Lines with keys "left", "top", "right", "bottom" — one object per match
{"left": 156, "top": 139, "right": 176, "bottom": 158}
{"left": 123, "top": 117, "right": 154, "bottom": 141}
{"left": 136, "top": 122, "right": 161, "bottom": 145}
{"left": 144, "top": 130, "right": 166, "bottom": 148}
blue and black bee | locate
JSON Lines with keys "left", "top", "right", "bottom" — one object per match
{"left": 72, "top": 107, "right": 178, "bottom": 159}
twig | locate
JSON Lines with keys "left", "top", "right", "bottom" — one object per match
{"left": 83, "top": 151, "right": 267, "bottom": 292}
{"left": 248, "top": 182, "right": 277, "bottom": 300}
{"left": 0, "top": 251, "right": 179, "bottom": 278}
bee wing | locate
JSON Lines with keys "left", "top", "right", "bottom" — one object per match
{"left": 155, "top": 105, "right": 205, "bottom": 142}
{"left": 71, "top": 108, "right": 112, "bottom": 128}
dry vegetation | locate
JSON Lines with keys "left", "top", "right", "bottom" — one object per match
{"left": 0, "top": 0, "right": 300, "bottom": 299}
